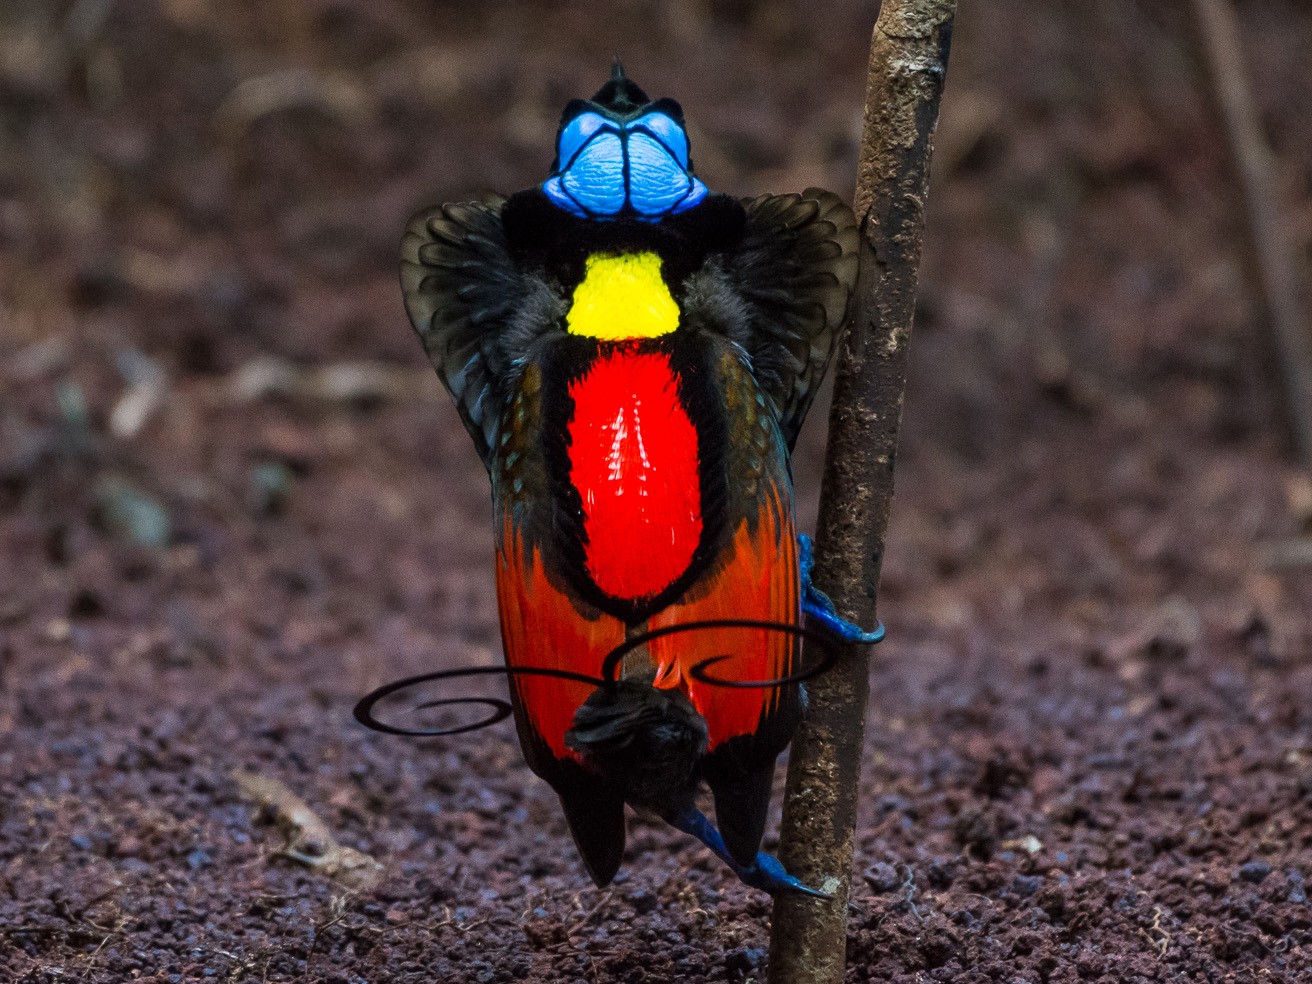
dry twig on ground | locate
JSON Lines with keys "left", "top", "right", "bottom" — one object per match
{"left": 233, "top": 770, "right": 383, "bottom": 892}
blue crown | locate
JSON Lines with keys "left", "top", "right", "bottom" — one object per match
{"left": 542, "top": 64, "right": 709, "bottom": 222}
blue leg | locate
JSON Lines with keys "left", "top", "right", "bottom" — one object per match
{"left": 667, "top": 807, "right": 830, "bottom": 898}
{"left": 798, "top": 534, "right": 885, "bottom": 644}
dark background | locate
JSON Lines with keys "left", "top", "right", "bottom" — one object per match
{"left": 2, "top": 1, "right": 1310, "bottom": 981}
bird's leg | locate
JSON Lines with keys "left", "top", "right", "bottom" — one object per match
{"left": 797, "top": 533, "right": 885, "bottom": 644}
{"left": 665, "top": 806, "right": 830, "bottom": 898}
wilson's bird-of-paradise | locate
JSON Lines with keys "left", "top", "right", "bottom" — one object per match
{"left": 378, "top": 65, "right": 879, "bottom": 895}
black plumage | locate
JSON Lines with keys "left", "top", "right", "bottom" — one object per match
{"left": 397, "top": 72, "right": 861, "bottom": 894}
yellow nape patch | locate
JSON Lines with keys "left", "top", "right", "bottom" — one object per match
{"left": 566, "top": 252, "right": 679, "bottom": 340}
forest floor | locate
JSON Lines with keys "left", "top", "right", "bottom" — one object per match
{"left": 2, "top": 1, "right": 1311, "bottom": 981}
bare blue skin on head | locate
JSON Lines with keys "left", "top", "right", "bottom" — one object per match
{"left": 542, "top": 108, "right": 709, "bottom": 221}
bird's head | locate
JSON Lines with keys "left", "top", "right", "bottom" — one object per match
{"left": 541, "top": 63, "right": 708, "bottom": 222}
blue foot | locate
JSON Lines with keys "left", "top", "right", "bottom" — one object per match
{"left": 668, "top": 807, "right": 829, "bottom": 898}
{"left": 738, "top": 851, "right": 831, "bottom": 899}
{"left": 798, "top": 534, "right": 885, "bottom": 644}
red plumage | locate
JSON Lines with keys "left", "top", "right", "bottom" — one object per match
{"left": 567, "top": 346, "right": 703, "bottom": 602}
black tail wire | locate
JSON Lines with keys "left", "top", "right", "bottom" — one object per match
{"left": 354, "top": 618, "right": 879, "bottom": 739}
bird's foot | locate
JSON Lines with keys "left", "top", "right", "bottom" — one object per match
{"left": 736, "top": 852, "right": 831, "bottom": 898}
{"left": 798, "top": 534, "right": 885, "bottom": 644}
{"left": 667, "top": 806, "right": 829, "bottom": 898}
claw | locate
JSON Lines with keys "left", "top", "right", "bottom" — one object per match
{"left": 667, "top": 806, "right": 829, "bottom": 898}
{"left": 798, "top": 534, "right": 885, "bottom": 645}
{"left": 738, "top": 852, "right": 832, "bottom": 898}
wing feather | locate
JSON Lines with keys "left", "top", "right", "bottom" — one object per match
{"left": 400, "top": 196, "right": 565, "bottom": 467}
{"left": 682, "top": 188, "right": 859, "bottom": 448}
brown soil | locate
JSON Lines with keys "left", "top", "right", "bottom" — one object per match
{"left": 2, "top": 1, "right": 1311, "bottom": 981}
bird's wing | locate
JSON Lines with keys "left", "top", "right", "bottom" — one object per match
{"left": 495, "top": 512, "right": 629, "bottom": 887}
{"left": 404, "top": 198, "right": 625, "bottom": 883}
{"left": 681, "top": 188, "right": 859, "bottom": 449}
{"left": 399, "top": 195, "right": 565, "bottom": 468}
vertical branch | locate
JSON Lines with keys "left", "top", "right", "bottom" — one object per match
{"left": 768, "top": 3, "right": 956, "bottom": 983}
{"left": 1190, "top": 0, "right": 1312, "bottom": 468}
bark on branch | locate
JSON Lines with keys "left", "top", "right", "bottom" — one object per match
{"left": 1190, "top": 0, "right": 1312, "bottom": 468}
{"left": 768, "top": 3, "right": 957, "bottom": 982}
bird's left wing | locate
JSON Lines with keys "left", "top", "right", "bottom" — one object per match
{"left": 681, "top": 189, "right": 859, "bottom": 449}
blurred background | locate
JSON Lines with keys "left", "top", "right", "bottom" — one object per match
{"left": 2, "top": 1, "right": 1310, "bottom": 981}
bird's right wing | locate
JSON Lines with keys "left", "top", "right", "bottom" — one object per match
{"left": 399, "top": 195, "right": 565, "bottom": 469}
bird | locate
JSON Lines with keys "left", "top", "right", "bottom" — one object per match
{"left": 396, "top": 64, "right": 875, "bottom": 896}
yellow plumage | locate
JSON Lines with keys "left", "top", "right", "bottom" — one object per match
{"left": 566, "top": 252, "right": 679, "bottom": 340}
